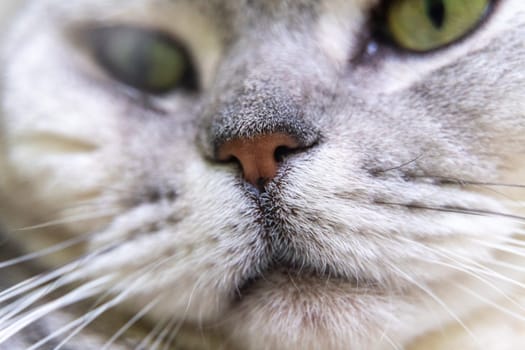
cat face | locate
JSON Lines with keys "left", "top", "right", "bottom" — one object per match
{"left": 1, "top": 0, "right": 525, "bottom": 349}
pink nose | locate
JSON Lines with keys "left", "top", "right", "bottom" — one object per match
{"left": 217, "top": 133, "right": 300, "bottom": 188}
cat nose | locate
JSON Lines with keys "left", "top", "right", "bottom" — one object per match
{"left": 217, "top": 133, "right": 300, "bottom": 189}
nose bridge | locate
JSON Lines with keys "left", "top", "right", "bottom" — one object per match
{"left": 214, "top": 61, "right": 319, "bottom": 144}
{"left": 199, "top": 12, "right": 344, "bottom": 155}
{"left": 207, "top": 30, "right": 323, "bottom": 145}
{"left": 199, "top": 31, "right": 324, "bottom": 188}
{"left": 209, "top": 81, "right": 319, "bottom": 188}
{"left": 211, "top": 83, "right": 308, "bottom": 147}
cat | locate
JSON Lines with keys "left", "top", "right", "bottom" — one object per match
{"left": 0, "top": 0, "right": 524, "bottom": 349}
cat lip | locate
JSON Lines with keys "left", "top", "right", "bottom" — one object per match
{"left": 233, "top": 177, "right": 375, "bottom": 300}
{"left": 239, "top": 162, "right": 292, "bottom": 196}
{"left": 232, "top": 259, "right": 374, "bottom": 303}
{"left": 232, "top": 269, "right": 379, "bottom": 306}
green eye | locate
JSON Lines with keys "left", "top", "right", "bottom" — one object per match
{"left": 88, "top": 26, "right": 197, "bottom": 94}
{"left": 386, "top": 0, "right": 492, "bottom": 52}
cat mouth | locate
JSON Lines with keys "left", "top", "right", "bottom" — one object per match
{"left": 233, "top": 262, "right": 380, "bottom": 304}
{"left": 233, "top": 179, "right": 381, "bottom": 301}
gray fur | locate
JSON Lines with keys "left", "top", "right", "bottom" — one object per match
{"left": 0, "top": 0, "right": 524, "bottom": 349}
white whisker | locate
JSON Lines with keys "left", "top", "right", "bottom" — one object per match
{"left": 102, "top": 297, "right": 160, "bottom": 350}
{"left": 0, "top": 241, "right": 120, "bottom": 305}
{"left": 55, "top": 295, "right": 157, "bottom": 350}
{"left": 27, "top": 290, "right": 128, "bottom": 350}
{"left": 387, "top": 263, "right": 480, "bottom": 348}
{"left": 483, "top": 258, "right": 525, "bottom": 274}
{"left": 160, "top": 316, "right": 184, "bottom": 350}
{"left": 161, "top": 316, "right": 186, "bottom": 350}
{"left": 134, "top": 308, "right": 170, "bottom": 350}
{"left": 0, "top": 283, "right": 64, "bottom": 325}
{"left": 382, "top": 333, "right": 403, "bottom": 350}
{"left": 497, "top": 236, "right": 525, "bottom": 248}
{"left": 455, "top": 284, "right": 525, "bottom": 321}
{"left": 0, "top": 275, "right": 112, "bottom": 344}
{"left": 26, "top": 250, "right": 178, "bottom": 349}
{"left": 397, "top": 236, "right": 525, "bottom": 309}
{"left": 434, "top": 248, "right": 525, "bottom": 290}
{"left": 0, "top": 234, "right": 94, "bottom": 269}
{"left": 0, "top": 265, "right": 75, "bottom": 305}
{"left": 14, "top": 211, "right": 119, "bottom": 232}
{"left": 376, "top": 316, "right": 399, "bottom": 350}
{"left": 467, "top": 238, "right": 525, "bottom": 258}
{"left": 420, "top": 256, "right": 525, "bottom": 314}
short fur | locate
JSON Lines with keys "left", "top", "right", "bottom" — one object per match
{"left": 0, "top": 0, "right": 525, "bottom": 349}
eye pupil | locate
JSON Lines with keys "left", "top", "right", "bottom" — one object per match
{"left": 425, "top": 0, "right": 446, "bottom": 29}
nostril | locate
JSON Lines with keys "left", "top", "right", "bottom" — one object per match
{"left": 218, "top": 153, "right": 239, "bottom": 165}
{"left": 225, "top": 154, "right": 243, "bottom": 172}
{"left": 274, "top": 145, "right": 295, "bottom": 163}
{"left": 216, "top": 133, "right": 312, "bottom": 188}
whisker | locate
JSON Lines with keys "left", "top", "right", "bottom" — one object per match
{"left": 162, "top": 317, "right": 184, "bottom": 350}
{"left": 0, "top": 233, "right": 95, "bottom": 270}
{"left": 27, "top": 290, "right": 132, "bottom": 350}
{"left": 382, "top": 333, "right": 403, "bottom": 350}
{"left": 136, "top": 313, "right": 171, "bottom": 350}
{"left": 455, "top": 283, "right": 525, "bottom": 321}
{"left": 0, "top": 241, "right": 120, "bottom": 305}
{"left": 14, "top": 210, "right": 119, "bottom": 232}
{"left": 375, "top": 316, "right": 400, "bottom": 350}
{"left": 1, "top": 237, "right": 196, "bottom": 347}
{"left": 160, "top": 316, "right": 184, "bottom": 350}
{"left": 0, "top": 282, "right": 66, "bottom": 325}
{"left": 496, "top": 236, "right": 525, "bottom": 248}
{"left": 35, "top": 250, "right": 179, "bottom": 349}
{"left": 483, "top": 258, "right": 525, "bottom": 274}
{"left": 58, "top": 202, "right": 118, "bottom": 217}
{"left": 436, "top": 247, "right": 525, "bottom": 289}
{"left": 467, "top": 238, "right": 525, "bottom": 258}
{"left": 376, "top": 201, "right": 525, "bottom": 223}
{"left": 386, "top": 263, "right": 480, "bottom": 347}
{"left": 0, "top": 241, "right": 122, "bottom": 334}
{"left": 156, "top": 273, "right": 214, "bottom": 349}
{"left": 0, "top": 275, "right": 113, "bottom": 344}
{"left": 54, "top": 292, "right": 158, "bottom": 350}
{"left": 394, "top": 236, "right": 525, "bottom": 317}
{"left": 0, "top": 265, "right": 75, "bottom": 305}
{"left": 100, "top": 297, "right": 160, "bottom": 350}
{"left": 418, "top": 256, "right": 525, "bottom": 313}
{"left": 100, "top": 253, "right": 201, "bottom": 349}
{"left": 397, "top": 236, "right": 525, "bottom": 295}
{"left": 434, "top": 239, "right": 525, "bottom": 272}
{"left": 412, "top": 175, "right": 525, "bottom": 189}
{"left": 373, "top": 154, "right": 425, "bottom": 174}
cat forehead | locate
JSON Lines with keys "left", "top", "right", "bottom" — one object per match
{"left": 30, "top": 0, "right": 376, "bottom": 67}
{"left": 41, "top": 0, "right": 375, "bottom": 24}
{"left": 47, "top": 0, "right": 375, "bottom": 11}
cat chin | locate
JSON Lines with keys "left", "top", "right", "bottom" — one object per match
{"left": 224, "top": 272, "right": 408, "bottom": 350}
